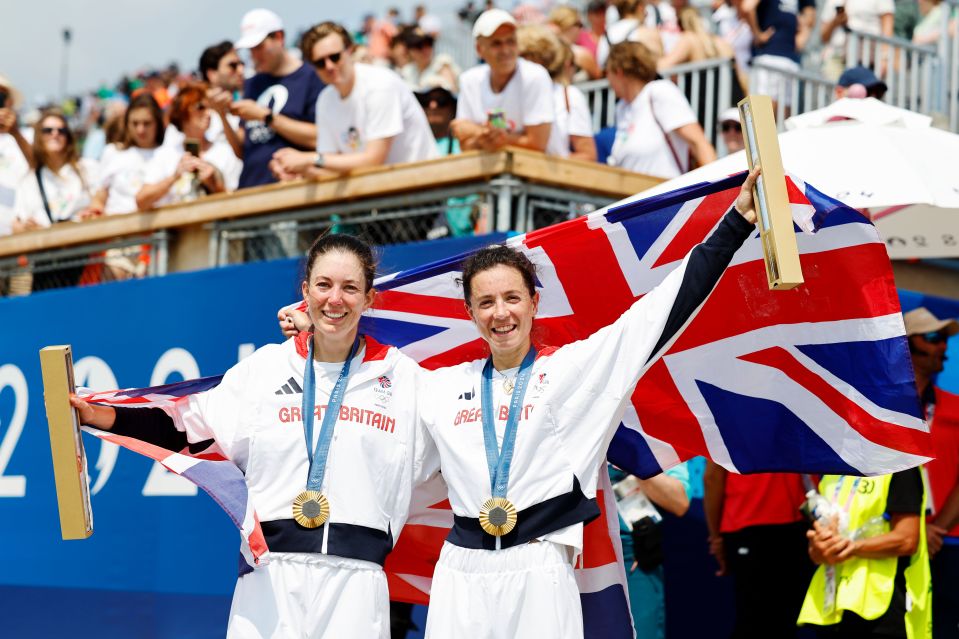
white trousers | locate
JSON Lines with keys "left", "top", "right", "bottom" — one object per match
{"left": 425, "top": 541, "right": 584, "bottom": 639}
{"left": 227, "top": 552, "right": 389, "bottom": 639}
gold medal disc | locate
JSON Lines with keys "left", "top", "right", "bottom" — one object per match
{"left": 292, "top": 490, "right": 330, "bottom": 528}
{"left": 478, "top": 496, "right": 518, "bottom": 537}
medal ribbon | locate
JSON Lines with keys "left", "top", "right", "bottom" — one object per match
{"left": 480, "top": 347, "right": 537, "bottom": 497}
{"left": 301, "top": 335, "right": 361, "bottom": 491}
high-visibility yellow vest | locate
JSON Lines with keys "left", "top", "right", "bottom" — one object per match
{"left": 798, "top": 474, "right": 931, "bottom": 639}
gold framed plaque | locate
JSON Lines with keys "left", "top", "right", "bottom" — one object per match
{"left": 39, "top": 345, "right": 93, "bottom": 540}
{"left": 738, "top": 95, "right": 804, "bottom": 290}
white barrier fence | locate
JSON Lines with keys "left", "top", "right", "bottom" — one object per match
{"left": 575, "top": 57, "right": 736, "bottom": 151}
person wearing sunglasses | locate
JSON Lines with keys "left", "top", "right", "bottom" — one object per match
{"left": 229, "top": 9, "right": 323, "bottom": 189}
{"left": 270, "top": 21, "right": 437, "bottom": 181}
{"left": 136, "top": 83, "right": 240, "bottom": 209}
{"left": 718, "top": 107, "right": 745, "bottom": 154}
{"left": 903, "top": 307, "right": 959, "bottom": 638}
{"left": 198, "top": 40, "right": 246, "bottom": 159}
{"left": 12, "top": 109, "right": 101, "bottom": 233}
{"left": 401, "top": 28, "right": 460, "bottom": 94}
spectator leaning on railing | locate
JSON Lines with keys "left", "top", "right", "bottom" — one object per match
{"left": 0, "top": 76, "right": 30, "bottom": 237}
{"left": 12, "top": 109, "right": 101, "bottom": 233}
{"left": 605, "top": 41, "right": 716, "bottom": 178}
{"left": 451, "top": 9, "right": 554, "bottom": 153}
{"left": 136, "top": 84, "right": 241, "bottom": 210}
{"left": 93, "top": 93, "right": 164, "bottom": 216}
{"left": 270, "top": 21, "right": 438, "bottom": 181}
{"left": 197, "top": 41, "right": 246, "bottom": 159}
{"left": 516, "top": 25, "right": 597, "bottom": 161}
{"left": 230, "top": 8, "right": 323, "bottom": 189}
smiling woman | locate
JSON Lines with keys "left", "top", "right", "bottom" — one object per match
{"left": 69, "top": 233, "right": 438, "bottom": 639}
{"left": 417, "top": 169, "right": 760, "bottom": 639}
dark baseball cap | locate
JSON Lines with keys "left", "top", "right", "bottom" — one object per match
{"left": 837, "top": 66, "right": 888, "bottom": 93}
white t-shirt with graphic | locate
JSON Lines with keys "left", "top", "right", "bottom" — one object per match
{"left": 456, "top": 57, "right": 555, "bottom": 133}
{"left": 546, "top": 83, "right": 594, "bottom": 158}
{"left": 608, "top": 80, "right": 696, "bottom": 178}
{"left": 14, "top": 158, "right": 100, "bottom": 227}
{"left": 315, "top": 63, "right": 438, "bottom": 166}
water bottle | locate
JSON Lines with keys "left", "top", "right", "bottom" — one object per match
{"left": 850, "top": 515, "right": 889, "bottom": 541}
{"left": 800, "top": 489, "right": 836, "bottom": 524}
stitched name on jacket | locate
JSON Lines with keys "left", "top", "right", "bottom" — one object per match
{"left": 278, "top": 405, "right": 396, "bottom": 433}
{"left": 453, "top": 404, "right": 535, "bottom": 426}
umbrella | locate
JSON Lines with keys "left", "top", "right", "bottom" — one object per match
{"left": 634, "top": 120, "right": 959, "bottom": 259}
{"left": 784, "top": 97, "right": 933, "bottom": 130}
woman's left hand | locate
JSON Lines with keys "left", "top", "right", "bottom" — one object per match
{"left": 734, "top": 166, "right": 761, "bottom": 225}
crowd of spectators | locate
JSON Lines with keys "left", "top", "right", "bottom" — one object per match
{"left": 0, "top": 0, "right": 956, "bottom": 279}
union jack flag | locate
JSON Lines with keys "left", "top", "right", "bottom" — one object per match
{"left": 80, "top": 171, "right": 930, "bottom": 638}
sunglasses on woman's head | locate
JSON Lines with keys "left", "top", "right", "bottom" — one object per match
{"left": 41, "top": 126, "right": 68, "bottom": 136}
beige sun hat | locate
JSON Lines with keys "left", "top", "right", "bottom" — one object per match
{"left": 903, "top": 307, "right": 959, "bottom": 337}
{"left": 0, "top": 75, "right": 23, "bottom": 109}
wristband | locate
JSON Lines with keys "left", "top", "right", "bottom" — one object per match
{"left": 264, "top": 111, "right": 274, "bottom": 128}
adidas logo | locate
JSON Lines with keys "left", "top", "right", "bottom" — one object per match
{"left": 275, "top": 377, "right": 303, "bottom": 395}
{"left": 458, "top": 388, "right": 475, "bottom": 401}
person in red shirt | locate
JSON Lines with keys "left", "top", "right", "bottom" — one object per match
{"left": 703, "top": 464, "right": 815, "bottom": 638}
{"left": 903, "top": 306, "right": 959, "bottom": 638}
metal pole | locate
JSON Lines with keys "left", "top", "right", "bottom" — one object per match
{"left": 60, "top": 28, "right": 72, "bottom": 101}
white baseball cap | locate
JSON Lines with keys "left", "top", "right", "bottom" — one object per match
{"left": 472, "top": 9, "right": 517, "bottom": 39}
{"left": 719, "top": 107, "right": 740, "bottom": 124}
{"left": 236, "top": 9, "right": 284, "bottom": 49}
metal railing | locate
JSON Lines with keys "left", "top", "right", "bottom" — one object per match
{"left": 748, "top": 60, "right": 837, "bottom": 128}
{"left": 844, "top": 30, "right": 939, "bottom": 114}
{"left": 209, "top": 179, "right": 616, "bottom": 267}
{"left": 936, "top": 1, "right": 959, "bottom": 130}
{"left": 0, "top": 232, "right": 168, "bottom": 297}
{"left": 575, "top": 57, "right": 736, "bottom": 151}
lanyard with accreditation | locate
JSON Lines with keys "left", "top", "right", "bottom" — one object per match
{"left": 823, "top": 475, "right": 863, "bottom": 615}
{"left": 478, "top": 347, "right": 537, "bottom": 542}
{"left": 291, "top": 335, "right": 362, "bottom": 529}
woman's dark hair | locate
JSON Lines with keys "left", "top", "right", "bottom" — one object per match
{"left": 122, "top": 93, "right": 165, "bottom": 149}
{"left": 460, "top": 245, "right": 537, "bottom": 303}
{"left": 304, "top": 233, "right": 377, "bottom": 292}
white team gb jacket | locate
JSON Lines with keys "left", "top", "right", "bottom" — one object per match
{"left": 161, "top": 332, "right": 435, "bottom": 567}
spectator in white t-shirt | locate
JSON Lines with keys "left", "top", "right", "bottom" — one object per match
{"left": 598, "top": 0, "right": 668, "bottom": 67}
{"left": 820, "top": 0, "right": 894, "bottom": 80}
{"left": 517, "top": 25, "right": 597, "bottom": 161}
{"left": 12, "top": 110, "right": 100, "bottom": 232}
{"left": 271, "top": 22, "right": 438, "bottom": 180}
{"left": 0, "top": 76, "right": 31, "bottom": 236}
{"left": 93, "top": 93, "right": 165, "bottom": 216}
{"left": 605, "top": 41, "right": 716, "bottom": 178}
{"left": 451, "top": 9, "right": 554, "bottom": 153}
{"left": 137, "top": 84, "right": 239, "bottom": 210}
{"left": 198, "top": 40, "right": 246, "bottom": 159}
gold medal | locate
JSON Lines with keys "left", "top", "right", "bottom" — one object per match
{"left": 478, "top": 496, "right": 518, "bottom": 537}
{"left": 292, "top": 490, "right": 330, "bottom": 528}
